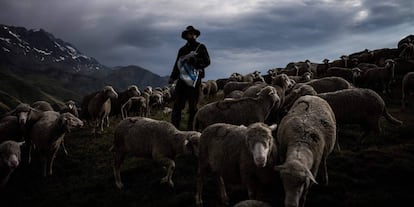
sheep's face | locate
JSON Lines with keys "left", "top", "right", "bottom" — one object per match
{"left": 183, "top": 132, "right": 201, "bottom": 156}
{"left": 104, "top": 86, "right": 118, "bottom": 99}
{"left": 60, "top": 113, "right": 84, "bottom": 132}
{"left": 0, "top": 141, "right": 24, "bottom": 170}
{"left": 128, "top": 86, "right": 141, "bottom": 97}
{"left": 246, "top": 123, "right": 277, "bottom": 168}
{"left": 274, "top": 160, "right": 317, "bottom": 207}
{"left": 257, "top": 86, "right": 279, "bottom": 104}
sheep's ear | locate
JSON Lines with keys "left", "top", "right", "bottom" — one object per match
{"left": 269, "top": 124, "right": 278, "bottom": 132}
{"left": 305, "top": 168, "right": 318, "bottom": 184}
{"left": 17, "top": 141, "right": 25, "bottom": 147}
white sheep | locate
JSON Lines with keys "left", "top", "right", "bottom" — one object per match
{"left": 0, "top": 140, "right": 24, "bottom": 187}
{"left": 29, "top": 112, "right": 84, "bottom": 177}
{"left": 274, "top": 95, "right": 336, "bottom": 207}
{"left": 194, "top": 86, "right": 279, "bottom": 131}
{"left": 111, "top": 117, "right": 200, "bottom": 189}
{"left": 195, "top": 122, "right": 278, "bottom": 207}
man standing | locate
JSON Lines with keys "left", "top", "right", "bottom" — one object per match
{"left": 168, "top": 25, "right": 210, "bottom": 130}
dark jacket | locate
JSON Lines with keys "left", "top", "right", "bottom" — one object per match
{"left": 170, "top": 41, "right": 210, "bottom": 81}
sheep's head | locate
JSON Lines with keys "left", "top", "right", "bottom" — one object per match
{"left": 302, "top": 72, "right": 312, "bottom": 81}
{"left": 0, "top": 141, "right": 24, "bottom": 170}
{"left": 183, "top": 131, "right": 201, "bottom": 156}
{"left": 322, "top": 59, "right": 329, "bottom": 64}
{"left": 246, "top": 123, "right": 277, "bottom": 168}
{"left": 257, "top": 86, "right": 279, "bottom": 105}
{"left": 12, "top": 103, "right": 33, "bottom": 125}
{"left": 351, "top": 68, "right": 362, "bottom": 77}
{"left": 128, "top": 85, "right": 141, "bottom": 97}
{"left": 103, "top": 86, "right": 118, "bottom": 99}
{"left": 59, "top": 112, "right": 84, "bottom": 132}
{"left": 274, "top": 159, "right": 317, "bottom": 207}
{"left": 385, "top": 59, "right": 396, "bottom": 82}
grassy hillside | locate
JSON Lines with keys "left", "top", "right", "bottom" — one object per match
{"left": 1, "top": 89, "right": 414, "bottom": 207}
{"left": 0, "top": 70, "right": 77, "bottom": 108}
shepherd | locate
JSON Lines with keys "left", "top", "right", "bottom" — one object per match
{"left": 168, "top": 25, "right": 210, "bottom": 130}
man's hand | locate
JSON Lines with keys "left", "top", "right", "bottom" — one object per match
{"left": 168, "top": 78, "right": 175, "bottom": 84}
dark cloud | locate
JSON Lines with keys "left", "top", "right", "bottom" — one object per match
{"left": 0, "top": 0, "right": 413, "bottom": 80}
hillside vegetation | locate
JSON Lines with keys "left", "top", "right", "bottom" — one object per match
{"left": 1, "top": 88, "right": 414, "bottom": 207}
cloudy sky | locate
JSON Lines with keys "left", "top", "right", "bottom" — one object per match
{"left": 0, "top": 0, "right": 413, "bottom": 80}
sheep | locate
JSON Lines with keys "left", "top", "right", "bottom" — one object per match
{"left": 325, "top": 67, "right": 362, "bottom": 85}
{"left": 195, "top": 122, "right": 278, "bottom": 207}
{"left": 148, "top": 89, "right": 164, "bottom": 115}
{"left": 216, "top": 78, "right": 229, "bottom": 91}
{"left": 295, "top": 76, "right": 353, "bottom": 93}
{"left": 402, "top": 72, "right": 414, "bottom": 110}
{"left": 29, "top": 111, "right": 83, "bottom": 177}
{"left": 193, "top": 86, "right": 279, "bottom": 132}
{"left": 288, "top": 72, "right": 312, "bottom": 83}
{"left": 201, "top": 80, "right": 219, "bottom": 98}
{"left": 110, "top": 85, "right": 141, "bottom": 117}
{"left": 363, "top": 59, "right": 396, "bottom": 94}
{"left": 274, "top": 95, "right": 336, "bottom": 207}
{"left": 111, "top": 117, "right": 200, "bottom": 189}
{"left": 60, "top": 100, "right": 79, "bottom": 117}
{"left": 31, "top": 100, "right": 54, "bottom": 112}
{"left": 283, "top": 85, "right": 403, "bottom": 146}
{"left": 229, "top": 72, "right": 244, "bottom": 82}
{"left": 223, "top": 81, "right": 255, "bottom": 98}
{"left": 0, "top": 141, "right": 25, "bottom": 187}
{"left": 233, "top": 200, "right": 272, "bottom": 207}
{"left": 121, "top": 96, "right": 147, "bottom": 119}
{"left": 0, "top": 116, "right": 23, "bottom": 143}
{"left": 87, "top": 86, "right": 118, "bottom": 133}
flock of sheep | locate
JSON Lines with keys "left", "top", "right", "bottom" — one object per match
{"left": 1, "top": 37, "right": 414, "bottom": 207}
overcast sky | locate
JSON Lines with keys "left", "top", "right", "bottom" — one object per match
{"left": 0, "top": 0, "right": 413, "bottom": 80}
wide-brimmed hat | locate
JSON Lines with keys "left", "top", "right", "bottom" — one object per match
{"left": 181, "top": 25, "right": 201, "bottom": 39}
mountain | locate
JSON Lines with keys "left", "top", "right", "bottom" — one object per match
{"left": 0, "top": 24, "right": 168, "bottom": 107}
{"left": 0, "top": 24, "right": 105, "bottom": 73}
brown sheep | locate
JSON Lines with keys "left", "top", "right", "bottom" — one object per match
{"left": 30, "top": 112, "right": 84, "bottom": 177}
{"left": 87, "top": 86, "right": 118, "bottom": 133}
{"left": 0, "top": 141, "right": 25, "bottom": 187}
{"left": 111, "top": 117, "right": 200, "bottom": 189}
{"left": 194, "top": 86, "right": 279, "bottom": 131}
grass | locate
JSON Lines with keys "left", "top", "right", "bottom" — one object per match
{"left": 2, "top": 87, "right": 414, "bottom": 207}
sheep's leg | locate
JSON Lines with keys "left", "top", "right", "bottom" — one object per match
{"left": 100, "top": 118, "right": 105, "bottom": 132}
{"left": 320, "top": 156, "right": 329, "bottom": 185}
{"left": 299, "top": 187, "right": 310, "bottom": 207}
{"left": 113, "top": 152, "right": 125, "bottom": 189}
{"left": 195, "top": 168, "right": 205, "bottom": 207}
{"left": 217, "top": 176, "right": 229, "bottom": 205}
{"left": 42, "top": 156, "right": 48, "bottom": 177}
{"left": 156, "top": 157, "right": 175, "bottom": 188}
{"left": 49, "top": 148, "right": 59, "bottom": 176}
{"left": 105, "top": 116, "right": 110, "bottom": 128}
{"left": 61, "top": 139, "right": 68, "bottom": 156}
{"left": 28, "top": 144, "right": 33, "bottom": 164}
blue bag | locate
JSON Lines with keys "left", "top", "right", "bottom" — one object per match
{"left": 177, "top": 44, "right": 201, "bottom": 87}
